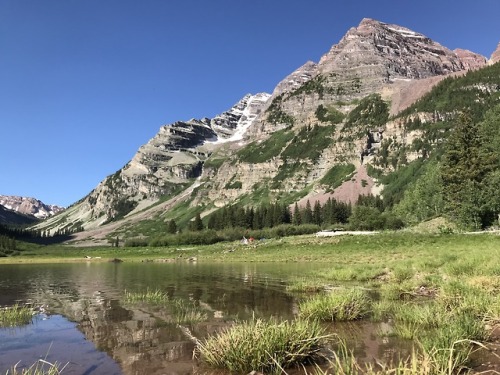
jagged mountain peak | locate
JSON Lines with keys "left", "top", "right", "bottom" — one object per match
{"left": 490, "top": 41, "right": 500, "bottom": 65}
{"left": 317, "top": 18, "right": 486, "bottom": 81}
{"left": 272, "top": 61, "right": 318, "bottom": 97}
{"left": 0, "top": 195, "right": 64, "bottom": 220}
{"left": 29, "top": 19, "right": 500, "bottom": 244}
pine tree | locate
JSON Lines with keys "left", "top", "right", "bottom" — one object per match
{"left": 313, "top": 201, "right": 322, "bottom": 225}
{"left": 441, "top": 113, "right": 486, "bottom": 229}
{"left": 167, "top": 219, "right": 177, "bottom": 234}
{"left": 193, "top": 213, "right": 204, "bottom": 231}
{"left": 292, "top": 203, "right": 302, "bottom": 225}
{"left": 303, "top": 200, "right": 313, "bottom": 224}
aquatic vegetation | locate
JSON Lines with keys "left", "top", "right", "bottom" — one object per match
{"left": 0, "top": 304, "right": 33, "bottom": 327}
{"left": 123, "top": 288, "right": 169, "bottom": 304}
{"left": 312, "top": 341, "right": 477, "bottom": 375}
{"left": 197, "top": 318, "right": 327, "bottom": 374}
{"left": 298, "top": 289, "right": 370, "bottom": 321}
{"left": 286, "top": 277, "right": 327, "bottom": 293}
{"left": 169, "top": 299, "right": 208, "bottom": 324}
{"left": 124, "top": 289, "right": 207, "bottom": 324}
{"left": 6, "top": 359, "right": 67, "bottom": 375}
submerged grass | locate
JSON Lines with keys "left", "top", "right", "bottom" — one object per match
{"left": 0, "top": 304, "right": 33, "bottom": 327}
{"left": 197, "top": 317, "right": 328, "bottom": 374}
{"left": 123, "top": 289, "right": 207, "bottom": 324}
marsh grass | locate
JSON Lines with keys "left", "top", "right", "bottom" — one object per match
{"left": 299, "top": 289, "right": 370, "bottom": 321}
{"left": 309, "top": 339, "right": 487, "bottom": 375}
{"left": 6, "top": 359, "right": 67, "bottom": 375}
{"left": 123, "top": 288, "right": 169, "bottom": 304}
{"left": 123, "top": 289, "right": 207, "bottom": 324}
{"left": 0, "top": 304, "right": 33, "bottom": 327}
{"left": 197, "top": 317, "right": 328, "bottom": 374}
{"left": 286, "top": 277, "right": 327, "bottom": 293}
{"left": 169, "top": 299, "right": 207, "bottom": 324}
{"left": 318, "top": 265, "right": 386, "bottom": 282}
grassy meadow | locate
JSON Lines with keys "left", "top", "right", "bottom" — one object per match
{"left": 1, "top": 231, "right": 500, "bottom": 373}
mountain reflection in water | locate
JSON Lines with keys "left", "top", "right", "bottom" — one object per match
{"left": 0, "top": 262, "right": 301, "bottom": 374}
{"left": 0, "top": 262, "right": 408, "bottom": 374}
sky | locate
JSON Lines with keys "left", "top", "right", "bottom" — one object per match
{"left": 1, "top": 0, "right": 499, "bottom": 207}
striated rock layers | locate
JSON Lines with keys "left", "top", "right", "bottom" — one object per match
{"left": 37, "top": 93, "right": 271, "bottom": 229}
{"left": 33, "top": 18, "right": 494, "bottom": 237}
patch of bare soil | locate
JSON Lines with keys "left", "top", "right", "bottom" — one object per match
{"left": 385, "top": 71, "right": 467, "bottom": 116}
{"left": 296, "top": 164, "right": 377, "bottom": 208}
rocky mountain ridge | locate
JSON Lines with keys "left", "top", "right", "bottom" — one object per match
{"left": 31, "top": 18, "right": 499, "bottom": 243}
{"left": 490, "top": 42, "right": 500, "bottom": 65}
{"left": 0, "top": 195, "right": 64, "bottom": 220}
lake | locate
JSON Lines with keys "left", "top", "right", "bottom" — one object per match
{"left": 0, "top": 261, "right": 403, "bottom": 374}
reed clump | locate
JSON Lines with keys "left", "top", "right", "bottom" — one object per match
{"left": 169, "top": 298, "right": 207, "bottom": 324}
{"left": 123, "top": 288, "right": 169, "bottom": 304}
{"left": 0, "top": 304, "right": 33, "bottom": 327}
{"left": 298, "top": 289, "right": 370, "bottom": 321}
{"left": 313, "top": 341, "right": 477, "bottom": 375}
{"left": 197, "top": 317, "right": 328, "bottom": 374}
{"left": 6, "top": 359, "right": 67, "bottom": 375}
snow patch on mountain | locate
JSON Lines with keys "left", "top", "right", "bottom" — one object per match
{"left": 0, "top": 195, "right": 64, "bottom": 219}
{"left": 209, "top": 92, "right": 271, "bottom": 144}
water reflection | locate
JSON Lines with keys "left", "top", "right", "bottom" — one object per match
{"left": 0, "top": 262, "right": 409, "bottom": 374}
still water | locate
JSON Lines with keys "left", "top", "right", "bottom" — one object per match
{"left": 0, "top": 262, "right": 400, "bottom": 374}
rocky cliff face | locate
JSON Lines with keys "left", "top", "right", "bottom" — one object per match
{"left": 490, "top": 42, "right": 500, "bottom": 65}
{"left": 35, "top": 93, "right": 271, "bottom": 230}
{"left": 0, "top": 195, "right": 64, "bottom": 220}
{"left": 31, "top": 18, "right": 496, "bottom": 239}
{"left": 317, "top": 18, "right": 481, "bottom": 81}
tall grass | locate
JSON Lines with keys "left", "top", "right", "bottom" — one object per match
{"left": 311, "top": 341, "right": 477, "bottom": 375}
{"left": 0, "top": 304, "right": 33, "bottom": 327}
{"left": 6, "top": 360, "right": 67, "bottom": 375}
{"left": 197, "top": 318, "right": 328, "bottom": 374}
{"left": 123, "top": 289, "right": 169, "bottom": 304}
{"left": 123, "top": 289, "right": 207, "bottom": 324}
{"left": 299, "top": 289, "right": 370, "bottom": 321}
{"left": 169, "top": 299, "right": 207, "bottom": 324}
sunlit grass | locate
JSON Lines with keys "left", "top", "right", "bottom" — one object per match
{"left": 298, "top": 289, "right": 370, "bottom": 322}
{"left": 123, "top": 288, "right": 169, "bottom": 304}
{"left": 5, "top": 359, "right": 67, "bottom": 375}
{"left": 169, "top": 299, "right": 208, "bottom": 324}
{"left": 0, "top": 304, "right": 33, "bottom": 327}
{"left": 123, "top": 289, "right": 207, "bottom": 324}
{"left": 311, "top": 340, "right": 481, "bottom": 375}
{"left": 197, "top": 317, "right": 328, "bottom": 374}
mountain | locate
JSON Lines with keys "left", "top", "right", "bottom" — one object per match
{"left": 0, "top": 195, "right": 64, "bottom": 222}
{"left": 490, "top": 42, "right": 500, "bottom": 65}
{"left": 0, "top": 205, "right": 38, "bottom": 226}
{"left": 32, "top": 18, "right": 499, "bottom": 243}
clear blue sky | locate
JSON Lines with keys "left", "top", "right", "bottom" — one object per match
{"left": 1, "top": 0, "right": 499, "bottom": 207}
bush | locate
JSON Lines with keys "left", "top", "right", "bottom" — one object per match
{"left": 124, "top": 238, "right": 149, "bottom": 247}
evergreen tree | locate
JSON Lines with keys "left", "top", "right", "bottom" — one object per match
{"left": 303, "top": 200, "right": 313, "bottom": 224}
{"left": 167, "top": 219, "right": 177, "bottom": 234}
{"left": 313, "top": 201, "right": 322, "bottom": 225}
{"left": 441, "top": 113, "right": 486, "bottom": 229}
{"left": 193, "top": 213, "right": 204, "bottom": 231}
{"left": 292, "top": 203, "right": 302, "bottom": 225}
